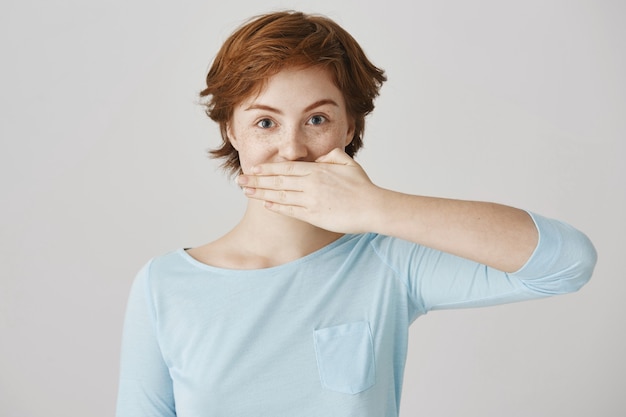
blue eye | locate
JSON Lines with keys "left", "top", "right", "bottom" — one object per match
{"left": 257, "top": 118, "right": 275, "bottom": 129}
{"left": 308, "top": 115, "right": 327, "bottom": 125}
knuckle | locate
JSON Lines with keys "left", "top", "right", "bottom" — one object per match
{"left": 247, "top": 177, "right": 258, "bottom": 188}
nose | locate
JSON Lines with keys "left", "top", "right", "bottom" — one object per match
{"left": 278, "top": 126, "right": 308, "bottom": 161}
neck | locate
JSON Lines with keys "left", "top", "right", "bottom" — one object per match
{"left": 226, "top": 200, "right": 343, "bottom": 265}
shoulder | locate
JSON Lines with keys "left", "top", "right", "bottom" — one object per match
{"left": 362, "top": 233, "right": 425, "bottom": 261}
{"left": 134, "top": 249, "right": 206, "bottom": 289}
{"left": 185, "top": 240, "right": 251, "bottom": 269}
{"left": 147, "top": 249, "right": 190, "bottom": 271}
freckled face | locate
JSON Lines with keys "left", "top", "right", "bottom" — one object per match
{"left": 227, "top": 66, "right": 355, "bottom": 174}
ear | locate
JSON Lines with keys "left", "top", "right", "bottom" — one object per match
{"left": 226, "top": 123, "right": 239, "bottom": 151}
{"left": 344, "top": 119, "right": 356, "bottom": 147}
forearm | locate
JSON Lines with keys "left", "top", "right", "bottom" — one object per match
{"left": 366, "top": 188, "right": 538, "bottom": 273}
{"left": 241, "top": 152, "right": 538, "bottom": 271}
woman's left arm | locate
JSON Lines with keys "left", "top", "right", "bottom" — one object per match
{"left": 238, "top": 148, "right": 585, "bottom": 273}
{"left": 365, "top": 190, "right": 537, "bottom": 272}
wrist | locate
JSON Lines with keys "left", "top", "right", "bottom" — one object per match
{"left": 360, "top": 187, "right": 402, "bottom": 235}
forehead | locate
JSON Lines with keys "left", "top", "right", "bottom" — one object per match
{"left": 239, "top": 66, "right": 346, "bottom": 110}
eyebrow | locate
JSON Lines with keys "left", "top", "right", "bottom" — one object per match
{"left": 245, "top": 99, "right": 339, "bottom": 114}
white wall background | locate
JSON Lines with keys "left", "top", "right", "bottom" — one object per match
{"left": 1, "top": 0, "right": 623, "bottom": 415}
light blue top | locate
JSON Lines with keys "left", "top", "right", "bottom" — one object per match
{"left": 116, "top": 212, "right": 596, "bottom": 417}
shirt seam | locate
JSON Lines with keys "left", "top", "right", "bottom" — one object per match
{"left": 367, "top": 235, "right": 426, "bottom": 320}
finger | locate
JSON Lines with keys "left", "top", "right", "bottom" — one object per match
{"left": 263, "top": 200, "right": 308, "bottom": 221}
{"left": 244, "top": 187, "right": 306, "bottom": 206}
{"left": 238, "top": 173, "right": 302, "bottom": 191}
{"left": 314, "top": 148, "right": 356, "bottom": 165}
{"left": 250, "top": 160, "right": 313, "bottom": 176}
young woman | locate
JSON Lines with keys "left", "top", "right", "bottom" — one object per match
{"left": 116, "top": 11, "right": 596, "bottom": 417}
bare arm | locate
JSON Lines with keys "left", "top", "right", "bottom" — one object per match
{"left": 366, "top": 190, "right": 537, "bottom": 272}
{"left": 238, "top": 148, "right": 537, "bottom": 272}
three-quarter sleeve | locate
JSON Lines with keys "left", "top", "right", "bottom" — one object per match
{"left": 371, "top": 211, "right": 596, "bottom": 320}
{"left": 116, "top": 261, "right": 176, "bottom": 417}
{"left": 511, "top": 211, "right": 597, "bottom": 293}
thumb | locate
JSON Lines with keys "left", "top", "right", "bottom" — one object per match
{"left": 315, "top": 148, "right": 356, "bottom": 165}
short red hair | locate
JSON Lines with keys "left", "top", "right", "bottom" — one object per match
{"left": 199, "top": 10, "right": 386, "bottom": 176}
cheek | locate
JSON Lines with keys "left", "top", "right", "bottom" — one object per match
{"left": 233, "top": 131, "right": 273, "bottom": 174}
{"left": 311, "top": 124, "right": 351, "bottom": 150}
{"left": 237, "top": 148, "right": 265, "bottom": 174}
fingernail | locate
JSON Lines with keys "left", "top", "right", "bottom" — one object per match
{"left": 237, "top": 175, "right": 248, "bottom": 185}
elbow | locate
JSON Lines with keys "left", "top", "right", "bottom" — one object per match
{"left": 565, "top": 233, "right": 597, "bottom": 292}
{"left": 516, "top": 221, "right": 597, "bottom": 296}
{"left": 546, "top": 230, "right": 597, "bottom": 295}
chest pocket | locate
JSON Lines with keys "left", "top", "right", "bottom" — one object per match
{"left": 313, "top": 321, "right": 376, "bottom": 394}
